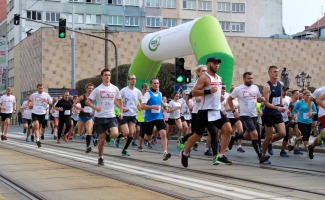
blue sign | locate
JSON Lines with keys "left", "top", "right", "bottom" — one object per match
{"left": 69, "top": 89, "right": 78, "bottom": 96}
{"left": 174, "top": 85, "right": 187, "bottom": 93}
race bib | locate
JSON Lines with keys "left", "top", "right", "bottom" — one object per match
{"left": 208, "top": 110, "right": 221, "bottom": 122}
{"left": 84, "top": 106, "right": 93, "bottom": 113}
{"left": 272, "top": 97, "right": 281, "bottom": 106}
{"left": 303, "top": 113, "right": 309, "bottom": 119}
{"left": 64, "top": 110, "right": 71, "bottom": 115}
{"left": 151, "top": 105, "right": 161, "bottom": 113}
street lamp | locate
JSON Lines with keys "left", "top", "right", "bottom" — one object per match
{"left": 295, "top": 71, "right": 312, "bottom": 90}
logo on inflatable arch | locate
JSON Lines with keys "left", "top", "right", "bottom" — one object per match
{"left": 148, "top": 34, "right": 161, "bottom": 52}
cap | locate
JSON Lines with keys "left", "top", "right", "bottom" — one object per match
{"left": 282, "top": 86, "right": 289, "bottom": 91}
{"left": 184, "top": 90, "right": 190, "bottom": 95}
{"left": 206, "top": 57, "right": 221, "bottom": 64}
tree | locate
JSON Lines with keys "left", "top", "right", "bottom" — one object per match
{"left": 76, "top": 63, "right": 175, "bottom": 98}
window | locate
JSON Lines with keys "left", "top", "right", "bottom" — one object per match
{"left": 86, "top": 14, "right": 101, "bottom": 24}
{"left": 68, "top": 14, "right": 84, "bottom": 23}
{"left": 146, "top": 0, "right": 160, "bottom": 7}
{"left": 86, "top": 0, "right": 101, "bottom": 3}
{"left": 108, "top": 15, "right": 123, "bottom": 25}
{"left": 124, "top": 0, "right": 139, "bottom": 6}
{"left": 125, "top": 16, "right": 139, "bottom": 26}
{"left": 9, "top": 38, "right": 14, "bottom": 49}
{"left": 8, "top": 77, "right": 14, "bottom": 87}
{"left": 163, "top": 18, "right": 177, "bottom": 28}
{"left": 9, "top": 20, "right": 14, "bottom": 30}
{"left": 45, "top": 12, "right": 60, "bottom": 22}
{"left": 27, "top": 11, "right": 42, "bottom": 21}
{"left": 162, "top": 0, "right": 176, "bottom": 8}
{"left": 198, "top": 1, "right": 211, "bottom": 11}
{"left": 232, "top": 3, "right": 245, "bottom": 13}
{"left": 182, "top": 19, "right": 193, "bottom": 24}
{"left": 146, "top": 17, "right": 160, "bottom": 27}
{"left": 108, "top": 0, "right": 122, "bottom": 4}
{"left": 183, "top": 0, "right": 196, "bottom": 10}
{"left": 69, "top": 0, "right": 83, "bottom": 2}
{"left": 217, "top": 2, "right": 230, "bottom": 12}
{"left": 231, "top": 22, "right": 245, "bottom": 32}
{"left": 220, "top": 21, "right": 230, "bottom": 31}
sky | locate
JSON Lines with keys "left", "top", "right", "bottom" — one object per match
{"left": 283, "top": 0, "right": 325, "bottom": 34}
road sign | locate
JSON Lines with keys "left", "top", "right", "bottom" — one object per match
{"left": 174, "top": 85, "right": 187, "bottom": 93}
{"left": 69, "top": 89, "right": 78, "bottom": 96}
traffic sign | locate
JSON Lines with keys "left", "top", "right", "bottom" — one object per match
{"left": 69, "top": 89, "right": 78, "bottom": 96}
{"left": 174, "top": 85, "right": 187, "bottom": 93}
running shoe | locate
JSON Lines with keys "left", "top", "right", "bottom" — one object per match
{"left": 204, "top": 150, "right": 213, "bottom": 156}
{"left": 308, "top": 145, "right": 314, "bottom": 159}
{"left": 267, "top": 143, "right": 274, "bottom": 155}
{"left": 36, "top": 141, "right": 41, "bottom": 148}
{"left": 132, "top": 141, "right": 138, "bottom": 146}
{"left": 144, "top": 140, "right": 152, "bottom": 148}
{"left": 237, "top": 147, "right": 245, "bottom": 153}
{"left": 25, "top": 137, "right": 29, "bottom": 142}
{"left": 138, "top": 146, "right": 143, "bottom": 152}
{"left": 115, "top": 138, "right": 120, "bottom": 148}
{"left": 2, "top": 135, "right": 7, "bottom": 140}
{"left": 163, "top": 152, "right": 171, "bottom": 161}
{"left": 122, "top": 149, "right": 130, "bottom": 156}
{"left": 177, "top": 136, "right": 184, "bottom": 152}
{"left": 41, "top": 134, "right": 44, "bottom": 140}
{"left": 259, "top": 155, "right": 271, "bottom": 164}
{"left": 192, "top": 142, "right": 198, "bottom": 151}
{"left": 51, "top": 129, "right": 54, "bottom": 135}
{"left": 86, "top": 146, "right": 92, "bottom": 153}
{"left": 98, "top": 158, "right": 104, "bottom": 166}
{"left": 280, "top": 150, "right": 289, "bottom": 157}
{"left": 93, "top": 139, "right": 98, "bottom": 146}
{"left": 153, "top": 136, "right": 158, "bottom": 144}
{"left": 31, "top": 135, "right": 34, "bottom": 142}
{"left": 213, "top": 155, "right": 233, "bottom": 165}
{"left": 180, "top": 150, "right": 188, "bottom": 168}
{"left": 54, "top": 135, "right": 57, "bottom": 140}
{"left": 294, "top": 149, "right": 303, "bottom": 155}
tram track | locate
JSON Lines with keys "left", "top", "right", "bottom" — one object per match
{"left": 4, "top": 137, "right": 325, "bottom": 198}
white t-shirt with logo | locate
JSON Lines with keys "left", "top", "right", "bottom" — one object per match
{"left": 21, "top": 100, "right": 32, "bottom": 119}
{"left": 168, "top": 100, "right": 182, "bottom": 119}
{"left": 0, "top": 95, "right": 16, "bottom": 114}
{"left": 312, "top": 86, "right": 325, "bottom": 117}
{"left": 230, "top": 84, "right": 261, "bottom": 117}
{"left": 31, "top": 92, "right": 52, "bottom": 115}
{"left": 120, "top": 86, "right": 142, "bottom": 117}
{"left": 89, "top": 83, "right": 121, "bottom": 118}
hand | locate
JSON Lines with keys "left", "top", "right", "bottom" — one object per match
{"left": 278, "top": 107, "right": 285, "bottom": 113}
{"left": 308, "top": 111, "right": 314, "bottom": 118}
{"left": 137, "top": 104, "right": 142, "bottom": 111}
{"left": 118, "top": 112, "right": 123, "bottom": 119}
{"left": 153, "top": 105, "right": 160, "bottom": 111}
{"left": 210, "top": 86, "right": 218, "bottom": 93}
{"left": 94, "top": 106, "right": 101, "bottom": 112}
{"left": 259, "top": 97, "right": 265, "bottom": 102}
{"left": 234, "top": 111, "right": 240, "bottom": 118}
{"left": 123, "top": 107, "right": 129, "bottom": 112}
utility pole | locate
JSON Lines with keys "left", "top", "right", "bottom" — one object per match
{"left": 71, "top": 3, "right": 76, "bottom": 89}
{"left": 105, "top": 25, "right": 109, "bottom": 69}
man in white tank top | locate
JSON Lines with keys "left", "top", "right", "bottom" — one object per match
{"left": 181, "top": 57, "right": 233, "bottom": 167}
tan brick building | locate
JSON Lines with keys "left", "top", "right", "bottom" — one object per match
{"left": 13, "top": 27, "right": 325, "bottom": 105}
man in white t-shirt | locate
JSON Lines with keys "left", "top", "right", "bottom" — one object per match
{"left": 308, "top": 85, "right": 325, "bottom": 159}
{"left": 0, "top": 87, "right": 17, "bottom": 141}
{"left": 117, "top": 74, "right": 142, "bottom": 156}
{"left": 29, "top": 84, "right": 52, "bottom": 147}
{"left": 86, "top": 68, "right": 123, "bottom": 166}
{"left": 227, "top": 72, "right": 267, "bottom": 163}
{"left": 21, "top": 93, "right": 32, "bottom": 142}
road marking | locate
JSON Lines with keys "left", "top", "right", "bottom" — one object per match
{"left": 3, "top": 140, "right": 290, "bottom": 200}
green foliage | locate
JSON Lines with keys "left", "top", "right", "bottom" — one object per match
{"left": 76, "top": 63, "right": 175, "bottom": 98}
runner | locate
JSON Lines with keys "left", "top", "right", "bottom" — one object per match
{"left": 21, "top": 93, "right": 32, "bottom": 142}
{"left": 0, "top": 87, "right": 16, "bottom": 141}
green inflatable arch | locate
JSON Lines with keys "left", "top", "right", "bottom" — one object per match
{"left": 129, "top": 16, "right": 234, "bottom": 90}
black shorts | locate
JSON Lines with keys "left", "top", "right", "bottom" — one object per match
{"left": 118, "top": 116, "right": 137, "bottom": 125}
{"left": 229, "top": 118, "right": 239, "bottom": 126}
{"left": 1, "top": 113, "right": 12, "bottom": 121}
{"left": 240, "top": 116, "right": 257, "bottom": 132}
{"left": 195, "top": 110, "right": 229, "bottom": 136}
{"left": 263, "top": 114, "right": 284, "bottom": 127}
{"left": 180, "top": 116, "right": 185, "bottom": 122}
{"left": 289, "top": 121, "right": 298, "bottom": 128}
{"left": 138, "top": 122, "right": 146, "bottom": 138}
{"left": 191, "top": 113, "right": 198, "bottom": 133}
{"left": 22, "top": 118, "right": 32, "bottom": 125}
{"left": 32, "top": 113, "right": 46, "bottom": 124}
{"left": 94, "top": 117, "right": 117, "bottom": 134}
{"left": 50, "top": 115, "right": 54, "bottom": 121}
{"left": 167, "top": 118, "right": 180, "bottom": 125}
{"left": 145, "top": 119, "right": 166, "bottom": 136}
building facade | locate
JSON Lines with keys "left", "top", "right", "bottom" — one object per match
{"left": 13, "top": 27, "right": 325, "bottom": 106}
{"left": 6, "top": 0, "right": 283, "bottom": 96}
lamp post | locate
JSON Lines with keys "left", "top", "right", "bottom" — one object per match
{"left": 295, "top": 71, "right": 312, "bottom": 90}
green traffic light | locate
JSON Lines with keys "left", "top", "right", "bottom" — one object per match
{"left": 59, "top": 32, "right": 66, "bottom": 38}
{"left": 176, "top": 75, "right": 184, "bottom": 83}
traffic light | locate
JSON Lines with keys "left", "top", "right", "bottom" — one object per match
{"left": 58, "top": 18, "right": 66, "bottom": 38}
{"left": 14, "top": 14, "right": 20, "bottom": 25}
{"left": 175, "top": 58, "right": 185, "bottom": 84}
{"left": 184, "top": 70, "right": 192, "bottom": 84}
